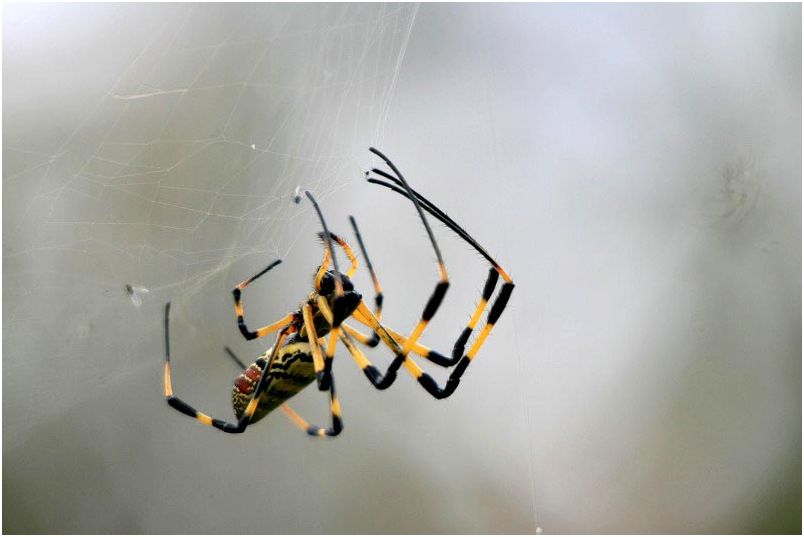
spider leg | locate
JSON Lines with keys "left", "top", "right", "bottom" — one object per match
{"left": 319, "top": 231, "right": 365, "bottom": 379}
{"left": 163, "top": 302, "right": 294, "bottom": 433}
{"left": 344, "top": 236, "right": 514, "bottom": 397}
{"left": 367, "top": 147, "right": 451, "bottom": 361}
{"left": 366, "top": 174, "right": 515, "bottom": 361}
{"left": 338, "top": 318, "right": 444, "bottom": 392}
{"left": 224, "top": 327, "right": 342, "bottom": 437}
{"left": 399, "top": 280, "right": 513, "bottom": 399}
{"left": 367, "top": 170, "right": 513, "bottom": 283}
{"left": 349, "top": 216, "right": 383, "bottom": 332}
{"left": 347, "top": 148, "right": 515, "bottom": 397}
{"left": 327, "top": 216, "right": 386, "bottom": 347}
{"left": 321, "top": 231, "right": 358, "bottom": 278}
{"left": 338, "top": 325, "right": 399, "bottom": 389}
{"left": 232, "top": 259, "right": 296, "bottom": 341}
{"left": 341, "top": 322, "right": 379, "bottom": 346}
{"left": 348, "top": 267, "right": 501, "bottom": 367}
{"left": 279, "top": 377, "right": 343, "bottom": 437}
{"left": 270, "top": 303, "right": 342, "bottom": 437}
{"left": 324, "top": 148, "right": 451, "bottom": 389}
{"left": 341, "top": 320, "right": 450, "bottom": 366}
{"left": 223, "top": 346, "right": 248, "bottom": 370}
{"left": 346, "top": 277, "right": 513, "bottom": 399}
{"left": 313, "top": 231, "right": 359, "bottom": 289}
{"left": 301, "top": 302, "right": 328, "bottom": 390}
{"left": 312, "top": 295, "right": 363, "bottom": 392}
{"left": 303, "top": 191, "right": 357, "bottom": 392}
{"left": 343, "top": 319, "right": 453, "bottom": 366}
{"left": 345, "top": 301, "right": 406, "bottom": 389}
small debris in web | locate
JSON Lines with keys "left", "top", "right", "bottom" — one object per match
{"left": 251, "top": 143, "right": 256, "bottom": 150}
{"left": 293, "top": 185, "right": 303, "bottom": 204}
{"left": 125, "top": 284, "right": 150, "bottom": 308}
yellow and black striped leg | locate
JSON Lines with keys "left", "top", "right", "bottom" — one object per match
{"left": 344, "top": 320, "right": 452, "bottom": 367}
{"left": 343, "top": 263, "right": 448, "bottom": 386}
{"left": 339, "top": 325, "right": 434, "bottom": 394}
{"left": 348, "top": 215, "right": 383, "bottom": 347}
{"left": 279, "top": 378, "right": 343, "bottom": 438}
{"left": 448, "top": 267, "right": 500, "bottom": 364}
{"left": 311, "top": 294, "right": 359, "bottom": 392}
{"left": 321, "top": 320, "right": 341, "bottom": 393}
{"left": 301, "top": 303, "right": 329, "bottom": 391}
{"left": 342, "top": 323, "right": 382, "bottom": 347}
{"left": 339, "top": 328, "right": 398, "bottom": 389}
{"left": 348, "top": 301, "right": 461, "bottom": 368}
{"left": 345, "top": 301, "right": 409, "bottom": 389}
{"left": 366, "top": 147, "right": 452, "bottom": 367}
{"left": 164, "top": 302, "right": 293, "bottom": 433}
{"left": 397, "top": 280, "right": 514, "bottom": 399}
{"left": 346, "top": 272, "right": 514, "bottom": 399}
{"left": 324, "top": 231, "right": 359, "bottom": 279}
{"left": 359, "top": 266, "right": 499, "bottom": 367}
{"left": 232, "top": 259, "right": 297, "bottom": 341}
{"left": 363, "top": 147, "right": 516, "bottom": 397}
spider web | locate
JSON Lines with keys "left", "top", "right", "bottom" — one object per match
{"left": 5, "top": 7, "right": 548, "bottom": 533}
{"left": 7, "top": 4, "right": 798, "bottom": 535}
{"left": 3, "top": 3, "right": 419, "bottom": 445}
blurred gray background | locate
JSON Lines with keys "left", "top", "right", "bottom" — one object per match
{"left": 3, "top": 3, "right": 800, "bottom": 534}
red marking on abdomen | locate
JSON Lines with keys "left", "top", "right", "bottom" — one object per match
{"left": 244, "top": 366, "right": 261, "bottom": 382}
{"left": 234, "top": 376, "right": 254, "bottom": 395}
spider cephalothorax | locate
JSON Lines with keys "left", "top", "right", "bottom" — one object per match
{"left": 163, "top": 147, "right": 514, "bottom": 437}
{"left": 316, "top": 270, "right": 361, "bottom": 323}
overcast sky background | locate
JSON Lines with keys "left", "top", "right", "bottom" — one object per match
{"left": 3, "top": 3, "right": 800, "bottom": 533}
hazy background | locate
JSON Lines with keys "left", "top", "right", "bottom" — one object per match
{"left": 3, "top": 3, "right": 800, "bottom": 533}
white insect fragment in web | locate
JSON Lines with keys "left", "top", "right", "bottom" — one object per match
{"left": 125, "top": 284, "right": 150, "bottom": 308}
{"left": 292, "top": 185, "right": 303, "bottom": 204}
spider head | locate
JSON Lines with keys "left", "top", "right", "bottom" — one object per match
{"left": 318, "top": 270, "right": 362, "bottom": 323}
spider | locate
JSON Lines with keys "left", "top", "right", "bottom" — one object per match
{"left": 163, "top": 147, "right": 515, "bottom": 436}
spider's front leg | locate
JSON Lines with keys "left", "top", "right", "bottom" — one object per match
{"left": 232, "top": 259, "right": 295, "bottom": 341}
{"left": 342, "top": 147, "right": 515, "bottom": 399}
{"left": 337, "top": 147, "right": 452, "bottom": 391}
{"left": 341, "top": 216, "right": 384, "bottom": 348}
{"left": 342, "top": 215, "right": 468, "bottom": 369}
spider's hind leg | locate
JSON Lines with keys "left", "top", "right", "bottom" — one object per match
{"left": 163, "top": 302, "right": 294, "bottom": 433}
{"left": 280, "top": 377, "right": 343, "bottom": 438}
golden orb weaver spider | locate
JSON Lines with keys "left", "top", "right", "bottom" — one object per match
{"left": 163, "top": 147, "right": 515, "bottom": 436}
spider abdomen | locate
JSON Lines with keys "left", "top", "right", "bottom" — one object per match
{"left": 232, "top": 339, "right": 316, "bottom": 423}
